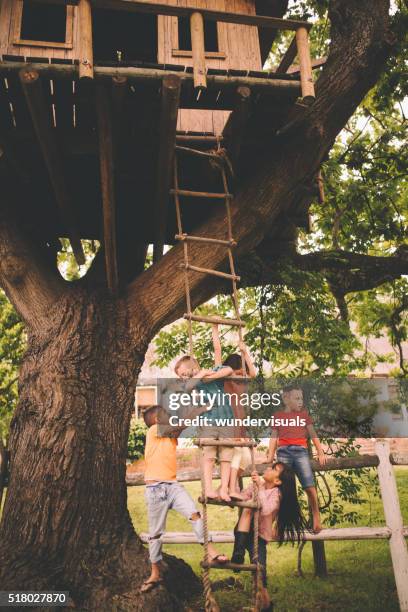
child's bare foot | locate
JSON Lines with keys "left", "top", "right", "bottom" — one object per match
{"left": 206, "top": 490, "right": 219, "bottom": 499}
{"left": 229, "top": 490, "right": 245, "bottom": 500}
{"left": 219, "top": 490, "right": 231, "bottom": 502}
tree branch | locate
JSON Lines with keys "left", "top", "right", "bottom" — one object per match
{"left": 0, "top": 197, "right": 65, "bottom": 331}
{"left": 126, "top": 0, "right": 395, "bottom": 342}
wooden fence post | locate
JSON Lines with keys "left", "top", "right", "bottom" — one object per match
{"left": 376, "top": 439, "right": 408, "bottom": 612}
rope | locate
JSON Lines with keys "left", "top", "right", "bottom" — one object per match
{"left": 200, "top": 446, "right": 219, "bottom": 612}
{"left": 250, "top": 446, "right": 263, "bottom": 612}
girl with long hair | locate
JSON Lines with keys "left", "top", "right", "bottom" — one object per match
{"left": 231, "top": 462, "right": 306, "bottom": 611}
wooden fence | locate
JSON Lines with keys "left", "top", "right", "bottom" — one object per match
{"left": 131, "top": 440, "right": 408, "bottom": 612}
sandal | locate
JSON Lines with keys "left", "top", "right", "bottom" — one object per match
{"left": 210, "top": 553, "right": 229, "bottom": 564}
{"left": 140, "top": 579, "right": 163, "bottom": 593}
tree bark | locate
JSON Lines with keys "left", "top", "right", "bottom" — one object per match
{"left": 0, "top": 288, "right": 199, "bottom": 609}
{"left": 0, "top": 1, "right": 396, "bottom": 609}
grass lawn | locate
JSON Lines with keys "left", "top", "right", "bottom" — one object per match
{"left": 128, "top": 468, "right": 408, "bottom": 611}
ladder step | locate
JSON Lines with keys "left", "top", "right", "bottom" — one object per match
{"left": 175, "top": 234, "right": 236, "bottom": 247}
{"left": 201, "top": 561, "right": 257, "bottom": 572}
{"left": 199, "top": 497, "right": 260, "bottom": 510}
{"left": 175, "top": 145, "right": 221, "bottom": 160}
{"left": 183, "top": 264, "right": 240, "bottom": 281}
{"left": 184, "top": 314, "right": 245, "bottom": 327}
{"left": 198, "top": 440, "right": 257, "bottom": 447}
{"left": 171, "top": 189, "right": 233, "bottom": 199}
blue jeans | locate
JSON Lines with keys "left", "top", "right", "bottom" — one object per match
{"left": 277, "top": 445, "right": 315, "bottom": 489}
{"left": 145, "top": 482, "right": 204, "bottom": 562}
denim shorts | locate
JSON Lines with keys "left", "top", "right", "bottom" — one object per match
{"left": 277, "top": 445, "right": 315, "bottom": 489}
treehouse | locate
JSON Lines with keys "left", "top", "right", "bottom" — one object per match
{"left": 0, "top": 0, "right": 321, "bottom": 291}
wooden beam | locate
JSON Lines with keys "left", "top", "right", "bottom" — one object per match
{"left": 153, "top": 75, "right": 181, "bottom": 263}
{"left": 26, "top": 0, "right": 312, "bottom": 31}
{"left": 139, "top": 525, "right": 408, "bottom": 544}
{"left": 287, "top": 57, "right": 327, "bottom": 74}
{"left": 223, "top": 86, "right": 251, "bottom": 166}
{"left": 0, "top": 62, "right": 301, "bottom": 98}
{"left": 190, "top": 12, "right": 207, "bottom": 91}
{"left": 127, "top": 453, "right": 408, "bottom": 486}
{"left": 296, "top": 26, "right": 315, "bottom": 103}
{"left": 96, "top": 81, "right": 119, "bottom": 294}
{"left": 78, "top": 0, "right": 93, "bottom": 80}
{"left": 19, "top": 68, "right": 85, "bottom": 265}
{"left": 276, "top": 35, "right": 297, "bottom": 73}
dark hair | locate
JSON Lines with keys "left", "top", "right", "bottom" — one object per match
{"left": 274, "top": 462, "right": 306, "bottom": 544}
{"left": 142, "top": 405, "right": 162, "bottom": 428}
{"left": 282, "top": 384, "right": 303, "bottom": 395}
{"left": 223, "top": 353, "right": 248, "bottom": 373}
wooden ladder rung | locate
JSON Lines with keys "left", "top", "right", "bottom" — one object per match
{"left": 175, "top": 234, "right": 236, "bottom": 247}
{"left": 175, "top": 145, "right": 220, "bottom": 160}
{"left": 171, "top": 188, "right": 233, "bottom": 199}
{"left": 199, "top": 497, "right": 260, "bottom": 510}
{"left": 184, "top": 313, "right": 245, "bottom": 327}
{"left": 183, "top": 264, "right": 240, "bottom": 281}
{"left": 201, "top": 561, "right": 257, "bottom": 572}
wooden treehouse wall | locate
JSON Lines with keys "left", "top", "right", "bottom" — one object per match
{"left": 0, "top": 0, "right": 262, "bottom": 135}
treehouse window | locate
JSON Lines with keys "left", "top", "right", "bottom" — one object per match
{"left": 13, "top": 0, "right": 74, "bottom": 48}
{"left": 92, "top": 9, "right": 158, "bottom": 64}
{"left": 173, "top": 17, "right": 226, "bottom": 59}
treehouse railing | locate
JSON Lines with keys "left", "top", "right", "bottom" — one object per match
{"left": 28, "top": 0, "right": 315, "bottom": 101}
{"left": 129, "top": 441, "right": 408, "bottom": 612}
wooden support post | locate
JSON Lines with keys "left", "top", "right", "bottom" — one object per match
{"left": 190, "top": 12, "right": 207, "bottom": 91}
{"left": 316, "top": 169, "right": 325, "bottom": 204}
{"left": 312, "top": 540, "right": 327, "bottom": 577}
{"left": 19, "top": 68, "right": 85, "bottom": 266}
{"left": 78, "top": 0, "right": 94, "bottom": 81}
{"left": 111, "top": 76, "right": 128, "bottom": 158}
{"left": 96, "top": 81, "right": 119, "bottom": 294}
{"left": 295, "top": 26, "right": 315, "bottom": 103}
{"left": 376, "top": 439, "right": 408, "bottom": 612}
{"left": 153, "top": 75, "right": 181, "bottom": 263}
{"left": 223, "top": 86, "right": 251, "bottom": 166}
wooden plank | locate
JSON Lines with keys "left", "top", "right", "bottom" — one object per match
{"left": 139, "top": 525, "right": 408, "bottom": 544}
{"left": 199, "top": 496, "right": 259, "bottom": 509}
{"left": 171, "top": 188, "right": 232, "bottom": 198}
{"left": 96, "top": 80, "right": 119, "bottom": 294}
{"left": 295, "top": 26, "right": 315, "bottom": 103}
{"left": 19, "top": 67, "right": 85, "bottom": 265}
{"left": 184, "top": 263, "right": 240, "bottom": 280}
{"left": 190, "top": 12, "right": 207, "bottom": 90}
{"left": 78, "top": 0, "right": 94, "bottom": 80}
{"left": 376, "top": 440, "right": 408, "bottom": 612}
{"left": 153, "top": 74, "right": 181, "bottom": 263}
{"left": 175, "top": 233, "right": 236, "bottom": 246}
{"left": 27, "top": 0, "right": 312, "bottom": 30}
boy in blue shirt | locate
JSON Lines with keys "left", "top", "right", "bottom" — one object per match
{"left": 175, "top": 355, "right": 234, "bottom": 501}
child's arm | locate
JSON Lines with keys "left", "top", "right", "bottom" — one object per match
{"left": 267, "top": 429, "right": 278, "bottom": 463}
{"left": 307, "top": 425, "right": 327, "bottom": 465}
{"left": 211, "top": 324, "right": 222, "bottom": 367}
{"left": 238, "top": 340, "right": 257, "bottom": 378}
{"left": 201, "top": 366, "right": 233, "bottom": 380}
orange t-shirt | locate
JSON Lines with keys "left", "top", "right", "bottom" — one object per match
{"left": 273, "top": 410, "right": 313, "bottom": 448}
{"left": 144, "top": 424, "right": 177, "bottom": 482}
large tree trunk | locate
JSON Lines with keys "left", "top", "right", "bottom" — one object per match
{"left": 0, "top": 288, "right": 199, "bottom": 610}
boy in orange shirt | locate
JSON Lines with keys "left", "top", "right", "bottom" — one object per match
{"left": 141, "top": 405, "right": 228, "bottom": 593}
{"left": 267, "top": 385, "right": 326, "bottom": 533}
